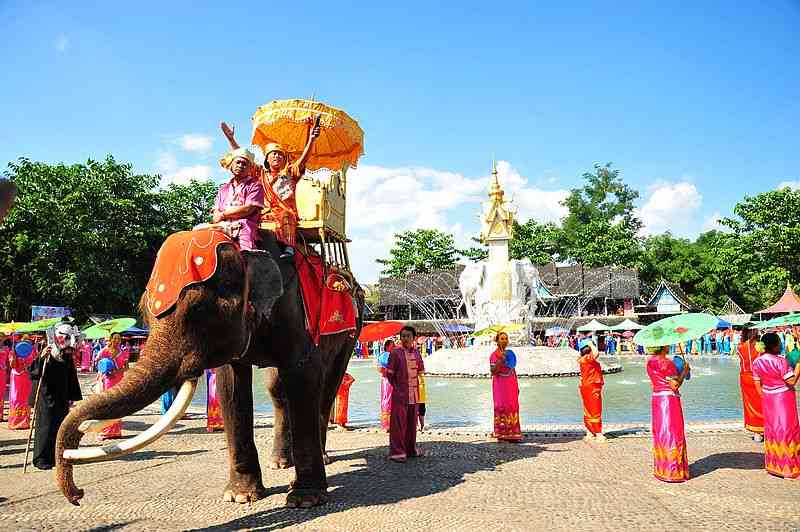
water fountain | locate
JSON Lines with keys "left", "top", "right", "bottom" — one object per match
{"left": 424, "top": 163, "right": 623, "bottom": 378}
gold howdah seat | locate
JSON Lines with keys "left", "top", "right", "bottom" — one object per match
{"left": 259, "top": 170, "right": 351, "bottom": 271}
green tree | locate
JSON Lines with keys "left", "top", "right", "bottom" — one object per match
{"left": 718, "top": 187, "right": 800, "bottom": 310}
{"left": 560, "top": 163, "right": 642, "bottom": 267}
{"left": 569, "top": 218, "right": 642, "bottom": 268}
{"left": 377, "top": 229, "right": 461, "bottom": 277}
{"left": 157, "top": 180, "right": 219, "bottom": 234}
{"left": 638, "top": 231, "right": 727, "bottom": 310}
{"left": 0, "top": 157, "right": 217, "bottom": 320}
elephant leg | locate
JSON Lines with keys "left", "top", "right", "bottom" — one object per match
{"left": 283, "top": 366, "right": 328, "bottom": 508}
{"left": 218, "top": 362, "right": 266, "bottom": 504}
{"left": 264, "top": 367, "right": 293, "bottom": 469}
{"left": 319, "top": 407, "right": 333, "bottom": 465}
{"left": 318, "top": 341, "right": 352, "bottom": 465}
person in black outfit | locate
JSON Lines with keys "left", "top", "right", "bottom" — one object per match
{"left": 29, "top": 344, "right": 82, "bottom": 470}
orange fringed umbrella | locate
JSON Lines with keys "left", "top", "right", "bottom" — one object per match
{"left": 251, "top": 99, "right": 365, "bottom": 172}
{"left": 359, "top": 321, "right": 404, "bottom": 343}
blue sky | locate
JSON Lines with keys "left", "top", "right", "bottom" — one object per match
{"left": 1, "top": 1, "right": 798, "bottom": 282}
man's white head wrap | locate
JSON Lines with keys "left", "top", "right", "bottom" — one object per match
{"left": 229, "top": 148, "right": 255, "bottom": 164}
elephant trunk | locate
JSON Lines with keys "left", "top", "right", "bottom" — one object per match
{"left": 55, "top": 355, "right": 186, "bottom": 505}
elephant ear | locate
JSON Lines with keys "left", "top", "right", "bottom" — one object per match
{"left": 242, "top": 250, "right": 284, "bottom": 322}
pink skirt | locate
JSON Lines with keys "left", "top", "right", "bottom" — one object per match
{"left": 761, "top": 388, "right": 800, "bottom": 478}
{"left": 206, "top": 369, "right": 224, "bottom": 432}
{"left": 98, "top": 372, "right": 124, "bottom": 439}
{"left": 8, "top": 370, "right": 31, "bottom": 430}
{"left": 0, "top": 369, "right": 6, "bottom": 422}
{"left": 651, "top": 392, "right": 689, "bottom": 482}
{"left": 492, "top": 371, "right": 522, "bottom": 441}
{"left": 380, "top": 376, "right": 392, "bottom": 432}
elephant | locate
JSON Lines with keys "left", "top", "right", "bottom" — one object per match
{"left": 459, "top": 258, "right": 543, "bottom": 329}
{"left": 55, "top": 230, "right": 364, "bottom": 508}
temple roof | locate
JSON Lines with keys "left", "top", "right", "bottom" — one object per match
{"left": 757, "top": 282, "right": 800, "bottom": 314}
{"left": 646, "top": 279, "right": 699, "bottom": 311}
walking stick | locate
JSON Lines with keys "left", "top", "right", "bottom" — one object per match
{"left": 23, "top": 350, "right": 49, "bottom": 473}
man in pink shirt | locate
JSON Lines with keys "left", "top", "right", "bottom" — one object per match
{"left": 212, "top": 148, "right": 265, "bottom": 251}
{"left": 383, "top": 325, "right": 425, "bottom": 462}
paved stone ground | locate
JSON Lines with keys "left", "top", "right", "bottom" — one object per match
{"left": 1, "top": 409, "right": 799, "bottom": 532}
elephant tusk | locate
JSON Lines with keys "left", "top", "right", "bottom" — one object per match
{"left": 63, "top": 379, "right": 198, "bottom": 464}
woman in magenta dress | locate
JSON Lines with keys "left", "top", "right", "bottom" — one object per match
{"left": 646, "top": 346, "right": 690, "bottom": 482}
{"left": 0, "top": 337, "right": 10, "bottom": 422}
{"left": 752, "top": 332, "right": 800, "bottom": 478}
{"left": 206, "top": 368, "right": 224, "bottom": 432}
{"left": 96, "top": 333, "right": 129, "bottom": 440}
{"left": 378, "top": 339, "right": 394, "bottom": 432}
{"left": 8, "top": 338, "right": 35, "bottom": 429}
{"left": 490, "top": 332, "right": 522, "bottom": 442}
{"left": 83, "top": 340, "right": 95, "bottom": 372}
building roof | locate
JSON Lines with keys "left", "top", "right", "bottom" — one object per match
{"left": 720, "top": 296, "right": 745, "bottom": 316}
{"left": 535, "top": 264, "right": 640, "bottom": 299}
{"left": 378, "top": 268, "right": 463, "bottom": 306}
{"left": 379, "top": 263, "right": 641, "bottom": 306}
{"left": 646, "top": 279, "right": 699, "bottom": 311}
{"left": 757, "top": 282, "right": 800, "bottom": 314}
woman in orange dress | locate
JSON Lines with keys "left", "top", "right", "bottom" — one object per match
{"left": 737, "top": 328, "right": 764, "bottom": 441}
{"left": 577, "top": 342, "right": 605, "bottom": 441}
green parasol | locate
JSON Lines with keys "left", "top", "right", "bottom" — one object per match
{"left": 633, "top": 313, "right": 719, "bottom": 348}
{"left": 0, "top": 322, "right": 30, "bottom": 334}
{"left": 15, "top": 318, "right": 63, "bottom": 333}
{"left": 473, "top": 323, "right": 525, "bottom": 337}
{"left": 82, "top": 318, "right": 137, "bottom": 340}
{"left": 757, "top": 313, "right": 800, "bottom": 329}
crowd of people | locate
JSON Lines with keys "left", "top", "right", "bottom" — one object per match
{"left": 353, "top": 322, "right": 800, "bottom": 481}
{"left": 0, "top": 328, "right": 225, "bottom": 470}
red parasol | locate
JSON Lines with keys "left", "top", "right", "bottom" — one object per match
{"left": 359, "top": 321, "right": 405, "bottom": 343}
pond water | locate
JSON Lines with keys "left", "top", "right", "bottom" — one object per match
{"left": 191, "top": 356, "right": 800, "bottom": 430}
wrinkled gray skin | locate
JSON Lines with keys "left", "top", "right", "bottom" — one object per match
{"left": 55, "top": 232, "right": 363, "bottom": 508}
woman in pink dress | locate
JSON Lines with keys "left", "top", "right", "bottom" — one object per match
{"left": 378, "top": 340, "right": 394, "bottom": 432}
{"left": 96, "top": 333, "right": 129, "bottom": 440}
{"left": 490, "top": 332, "right": 522, "bottom": 442}
{"left": 752, "top": 332, "right": 800, "bottom": 478}
{"left": 206, "top": 368, "right": 224, "bottom": 432}
{"left": 646, "top": 346, "right": 690, "bottom": 482}
{"left": 79, "top": 340, "right": 92, "bottom": 372}
{"left": 0, "top": 337, "right": 10, "bottom": 422}
{"left": 8, "top": 338, "right": 35, "bottom": 429}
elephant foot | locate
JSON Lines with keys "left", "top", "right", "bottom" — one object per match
{"left": 286, "top": 487, "right": 328, "bottom": 508}
{"left": 268, "top": 455, "right": 294, "bottom": 470}
{"left": 322, "top": 452, "right": 333, "bottom": 465}
{"left": 222, "top": 479, "right": 267, "bottom": 504}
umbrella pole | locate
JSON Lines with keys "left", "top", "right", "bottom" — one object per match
{"left": 23, "top": 353, "right": 49, "bottom": 473}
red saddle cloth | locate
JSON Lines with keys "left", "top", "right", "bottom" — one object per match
{"left": 145, "top": 229, "right": 236, "bottom": 318}
{"left": 294, "top": 252, "right": 357, "bottom": 345}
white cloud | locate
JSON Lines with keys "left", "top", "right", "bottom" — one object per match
{"left": 344, "top": 161, "right": 569, "bottom": 282}
{"left": 55, "top": 35, "right": 68, "bottom": 52}
{"left": 176, "top": 134, "right": 213, "bottom": 153}
{"left": 495, "top": 161, "right": 569, "bottom": 223}
{"left": 156, "top": 152, "right": 213, "bottom": 186}
{"left": 637, "top": 181, "right": 703, "bottom": 237}
{"left": 701, "top": 211, "right": 726, "bottom": 232}
{"left": 778, "top": 181, "right": 800, "bottom": 190}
